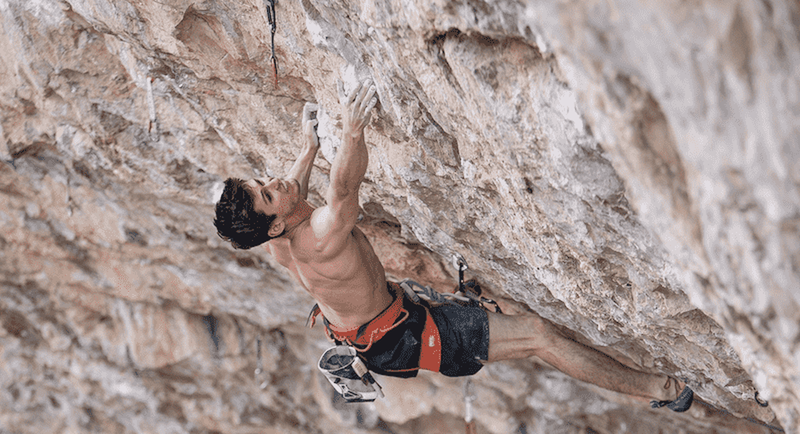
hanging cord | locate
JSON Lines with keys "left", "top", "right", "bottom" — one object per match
{"left": 265, "top": 0, "right": 278, "bottom": 87}
{"left": 464, "top": 379, "right": 477, "bottom": 434}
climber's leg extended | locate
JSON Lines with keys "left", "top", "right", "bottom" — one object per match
{"left": 486, "top": 311, "right": 690, "bottom": 407}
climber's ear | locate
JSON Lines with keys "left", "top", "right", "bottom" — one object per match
{"left": 268, "top": 219, "right": 285, "bottom": 238}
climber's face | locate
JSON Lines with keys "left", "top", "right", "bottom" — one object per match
{"left": 245, "top": 177, "right": 301, "bottom": 221}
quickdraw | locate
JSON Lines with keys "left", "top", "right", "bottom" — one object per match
{"left": 454, "top": 253, "right": 468, "bottom": 292}
{"left": 755, "top": 391, "right": 769, "bottom": 407}
{"left": 400, "top": 253, "right": 503, "bottom": 314}
{"left": 254, "top": 337, "right": 268, "bottom": 390}
{"left": 265, "top": 0, "right": 278, "bottom": 87}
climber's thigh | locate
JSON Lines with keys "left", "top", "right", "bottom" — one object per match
{"left": 485, "top": 310, "right": 561, "bottom": 361}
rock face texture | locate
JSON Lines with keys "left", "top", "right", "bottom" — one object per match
{"left": 1, "top": 0, "right": 798, "bottom": 433}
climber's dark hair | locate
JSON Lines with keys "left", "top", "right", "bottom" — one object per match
{"left": 214, "top": 177, "right": 278, "bottom": 249}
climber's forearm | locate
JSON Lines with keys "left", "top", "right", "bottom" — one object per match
{"left": 328, "top": 130, "right": 367, "bottom": 202}
{"left": 287, "top": 144, "right": 318, "bottom": 199}
{"left": 287, "top": 103, "right": 320, "bottom": 199}
{"left": 327, "top": 80, "right": 376, "bottom": 203}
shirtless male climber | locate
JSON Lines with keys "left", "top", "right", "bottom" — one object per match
{"left": 213, "top": 78, "right": 693, "bottom": 412}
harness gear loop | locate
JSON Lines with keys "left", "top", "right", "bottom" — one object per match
{"left": 399, "top": 278, "right": 502, "bottom": 314}
{"left": 400, "top": 279, "right": 469, "bottom": 306}
{"left": 265, "top": 0, "right": 278, "bottom": 87}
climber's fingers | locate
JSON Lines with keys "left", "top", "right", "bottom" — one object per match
{"left": 338, "top": 78, "right": 376, "bottom": 130}
{"left": 354, "top": 80, "right": 370, "bottom": 106}
{"left": 339, "top": 79, "right": 375, "bottom": 108}
{"left": 360, "top": 85, "right": 377, "bottom": 115}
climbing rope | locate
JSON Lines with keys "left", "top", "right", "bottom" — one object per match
{"left": 265, "top": 0, "right": 278, "bottom": 87}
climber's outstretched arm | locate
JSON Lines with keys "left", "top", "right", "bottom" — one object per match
{"left": 311, "top": 80, "right": 377, "bottom": 252}
{"left": 284, "top": 103, "right": 320, "bottom": 200}
{"left": 327, "top": 80, "right": 377, "bottom": 209}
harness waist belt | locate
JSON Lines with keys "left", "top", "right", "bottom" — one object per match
{"left": 307, "top": 281, "right": 442, "bottom": 372}
{"left": 308, "top": 282, "right": 407, "bottom": 350}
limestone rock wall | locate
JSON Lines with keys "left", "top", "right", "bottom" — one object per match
{"left": 1, "top": 0, "right": 798, "bottom": 433}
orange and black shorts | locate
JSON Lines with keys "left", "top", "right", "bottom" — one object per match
{"left": 362, "top": 293, "right": 490, "bottom": 378}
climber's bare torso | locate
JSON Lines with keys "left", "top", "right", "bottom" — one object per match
{"left": 267, "top": 218, "right": 391, "bottom": 329}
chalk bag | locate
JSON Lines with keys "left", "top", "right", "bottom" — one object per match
{"left": 318, "top": 345, "right": 384, "bottom": 403}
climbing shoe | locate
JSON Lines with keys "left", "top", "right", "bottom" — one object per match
{"left": 651, "top": 383, "right": 694, "bottom": 412}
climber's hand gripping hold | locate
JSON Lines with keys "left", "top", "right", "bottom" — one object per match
{"left": 338, "top": 79, "right": 378, "bottom": 138}
{"left": 302, "top": 102, "right": 320, "bottom": 150}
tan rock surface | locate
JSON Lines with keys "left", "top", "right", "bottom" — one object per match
{"left": 1, "top": 0, "right": 798, "bottom": 433}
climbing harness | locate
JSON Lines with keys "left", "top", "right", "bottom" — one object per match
{"left": 264, "top": 0, "right": 279, "bottom": 87}
{"left": 313, "top": 252, "right": 500, "bottom": 402}
{"left": 307, "top": 282, "right": 409, "bottom": 351}
{"left": 318, "top": 345, "right": 385, "bottom": 402}
{"left": 311, "top": 283, "right": 404, "bottom": 403}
